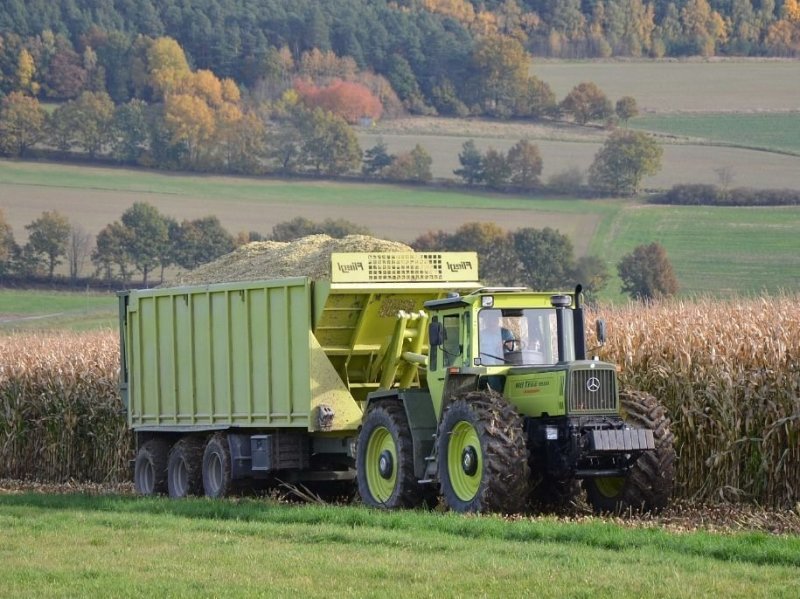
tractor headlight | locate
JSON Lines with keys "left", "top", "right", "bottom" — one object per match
{"left": 546, "top": 426, "right": 559, "bottom": 441}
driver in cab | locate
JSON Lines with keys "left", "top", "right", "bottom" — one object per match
{"left": 478, "top": 309, "right": 515, "bottom": 365}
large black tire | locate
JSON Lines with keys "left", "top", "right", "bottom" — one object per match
{"left": 356, "top": 401, "right": 424, "bottom": 509}
{"left": 202, "top": 433, "right": 234, "bottom": 498}
{"left": 134, "top": 438, "right": 170, "bottom": 496}
{"left": 584, "top": 390, "right": 676, "bottom": 514}
{"left": 167, "top": 437, "right": 205, "bottom": 498}
{"left": 437, "top": 391, "right": 529, "bottom": 514}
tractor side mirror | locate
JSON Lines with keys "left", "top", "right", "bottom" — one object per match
{"left": 595, "top": 319, "right": 606, "bottom": 346}
{"left": 429, "top": 320, "right": 444, "bottom": 346}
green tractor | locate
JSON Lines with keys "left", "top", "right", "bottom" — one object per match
{"left": 356, "top": 286, "right": 675, "bottom": 514}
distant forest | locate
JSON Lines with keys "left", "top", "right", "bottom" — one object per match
{"left": 1, "top": 1, "right": 799, "bottom": 110}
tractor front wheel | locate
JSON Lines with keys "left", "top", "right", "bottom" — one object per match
{"left": 437, "top": 391, "right": 529, "bottom": 514}
{"left": 584, "top": 390, "right": 676, "bottom": 513}
{"left": 356, "top": 401, "right": 423, "bottom": 509}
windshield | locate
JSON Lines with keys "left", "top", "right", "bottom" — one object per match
{"left": 478, "top": 308, "right": 574, "bottom": 366}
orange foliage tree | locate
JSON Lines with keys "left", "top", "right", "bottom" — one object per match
{"left": 294, "top": 79, "right": 382, "bottom": 124}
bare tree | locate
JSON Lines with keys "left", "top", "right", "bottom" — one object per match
{"left": 67, "top": 224, "right": 94, "bottom": 281}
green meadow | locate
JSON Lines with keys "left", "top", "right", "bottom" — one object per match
{"left": 0, "top": 493, "right": 797, "bottom": 598}
{"left": 631, "top": 113, "right": 800, "bottom": 155}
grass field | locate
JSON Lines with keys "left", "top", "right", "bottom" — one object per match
{"left": 3, "top": 160, "right": 800, "bottom": 301}
{"left": 630, "top": 113, "right": 800, "bottom": 155}
{"left": 0, "top": 290, "right": 117, "bottom": 332}
{"left": 1, "top": 493, "right": 798, "bottom": 598}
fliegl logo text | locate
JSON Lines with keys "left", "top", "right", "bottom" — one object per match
{"left": 446, "top": 261, "right": 473, "bottom": 273}
{"left": 338, "top": 261, "right": 365, "bottom": 274}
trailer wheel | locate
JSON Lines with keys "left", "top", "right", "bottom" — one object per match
{"left": 134, "top": 438, "right": 170, "bottom": 496}
{"left": 584, "top": 390, "right": 676, "bottom": 514}
{"left": 356, "top": 401, "right": 423, "bottom": 509}
{"left": 202, "top": 433, "right": 234, "bottom": 498}
{"left": 437, "top": 391, "right": 529, "bottom": 514}
{"left": 168, "top": 437, "right": 204, "bottom": 498}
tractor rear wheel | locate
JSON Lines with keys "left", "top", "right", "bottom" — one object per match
{"left": 437, "top": 391, "right": 529, "bottom": 514}
{"left": 134, "top": 438, "right": 170, "bottom": 496}
{"left": 356, "top": 401, "right": 424, "bottom": 509}
{"left": 585, "top": 390, "right": 676, "bottom": 513}
{"left": 167, "top": 437, "right": 204, "bottom": 498}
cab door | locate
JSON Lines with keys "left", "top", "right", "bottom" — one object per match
{"left": 428, "top": 310, "right": 466, "bottom": 419}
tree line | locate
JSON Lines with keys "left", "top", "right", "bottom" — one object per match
{"left": 0, "top": 206, "right": 676, "bottom": 300}
{"left": 0, "top": 34, "right": 663, "bottom": 195}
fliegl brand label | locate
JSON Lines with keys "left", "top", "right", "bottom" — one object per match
{"left": 337, "top": 261, "right": 365, "bottom": 274}
{"left": 446, "top": 260, "right": 473, "bottom": 273}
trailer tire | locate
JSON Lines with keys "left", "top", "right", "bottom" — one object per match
{"left": 202, "top": 433, "right": 234, "bottom": 498}
{"left": 134, "top": 438, "right": 170, "bottom": 496}
{"left": 584, "top": 390, "right": 676, "bottom": 514}
{"left": 437, "top": 391, "right": 529, "bottom": 514}
{"left": 168, "top": 437, "right": 204, "bottom": 498}
{"left": 356, "top": 401, "right": 423, "bottom": 509}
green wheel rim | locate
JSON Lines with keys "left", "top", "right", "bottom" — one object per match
{"left": 448, "top": 420, "right": 483, "bottom": 501}
{"left": 595, "top": 477, "right": 625, "bottom": 498}
{"left": 365, "top": 426, "right": 397, "bottom": 503}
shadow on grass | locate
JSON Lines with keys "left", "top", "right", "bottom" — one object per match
{"left": 1, "top": 492, "right": 798, "bottom": 567}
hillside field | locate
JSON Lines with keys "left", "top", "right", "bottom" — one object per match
{"left": 365, "top": 60, "right": 800, "bottom": 189}
{"left": 2, "top": 160, "right": 799, "bottom": 301}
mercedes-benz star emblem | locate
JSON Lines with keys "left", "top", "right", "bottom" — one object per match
{"left": 586, "top": 377, "right": 601, "bottom": 392}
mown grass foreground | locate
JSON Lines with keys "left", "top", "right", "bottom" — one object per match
{"left": 0, "top": 493, "right": 798, "bottom": 598}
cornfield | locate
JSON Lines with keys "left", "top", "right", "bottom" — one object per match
{"left": 592, "top": 295, "right": 800, "bottom": 508}
{"left": 0, "top": 295, "right": 798, "bottom": 507}
{"left": 0, "top": 330, "right": 130, "bottom": 483}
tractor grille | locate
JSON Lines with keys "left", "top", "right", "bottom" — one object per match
{"left": 568, "top": 369, "right": 617, "bottom": 414}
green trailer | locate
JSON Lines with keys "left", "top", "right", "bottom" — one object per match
{"left": 119, "top": 251, "right": 675, "bottom": 513}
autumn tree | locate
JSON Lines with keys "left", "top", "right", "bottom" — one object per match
{"left": 146, "top": 37, "right": 191, "bottom": 99}
{"left": 295, "top": 79, "right": 382, "bottom": 124}
{"left": 588, "top": 130, "right": 663, "bottom": 194}
{"left": 0, "top": 92, "right": 46, "bottom": 157}
{"left": 16, "top": 48, "right": 39, "bottom": 95}
{"left": 170, "top": 216, "right": 235, "bottom": 270}
{"left": 617, "top": 242, "right": 679, "bottom": 299}
{"left": 270, "top": 216, "right": 370, "bottom": 241}
{"left": 513, "top": 227, "right": 576, "bottom": 290}
{"left": 92, "top": 222, "right": 132, "bottom": 282}
{"left": 507, "top": 139, "right": 543, "bottom": 188}
{"left": 447, "top": 222, "right": 519, "bottom": 286}
{"left": 560, "top": 82, "right": 613, "bottom": 125}
{"left": 163, "top": 93, "right": 216, "bottom": 167}
{"left": 383, "top": 144, "right": 433, "bottom": 182}
{"left": 120, "top": 202, "right": 170, "bottom": 286}
{"left": 111, "top": 99, "right": 150, "bottom": 163}
{"left": 454, "top": 139, "right": 484, "bottom": 185}
{"left": 482, "top": 147, "right": 511, "bottom": 187}
{"left": 69, "top": 91, "right": 115, "bottom": 157}
{"left": 25, "top": 211, "right": 71, "bottom": 279}
{"left": 471, "top": 34, "right": 530, "bottom": 117}
{"left": 0, "top": 208, "right": 17, "bottom": 276}
{"left": 615, "top": 96, "right": 639, "bottom": 125}
{"left": 298, "top": 107, "right": 362, "bottom": 175}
